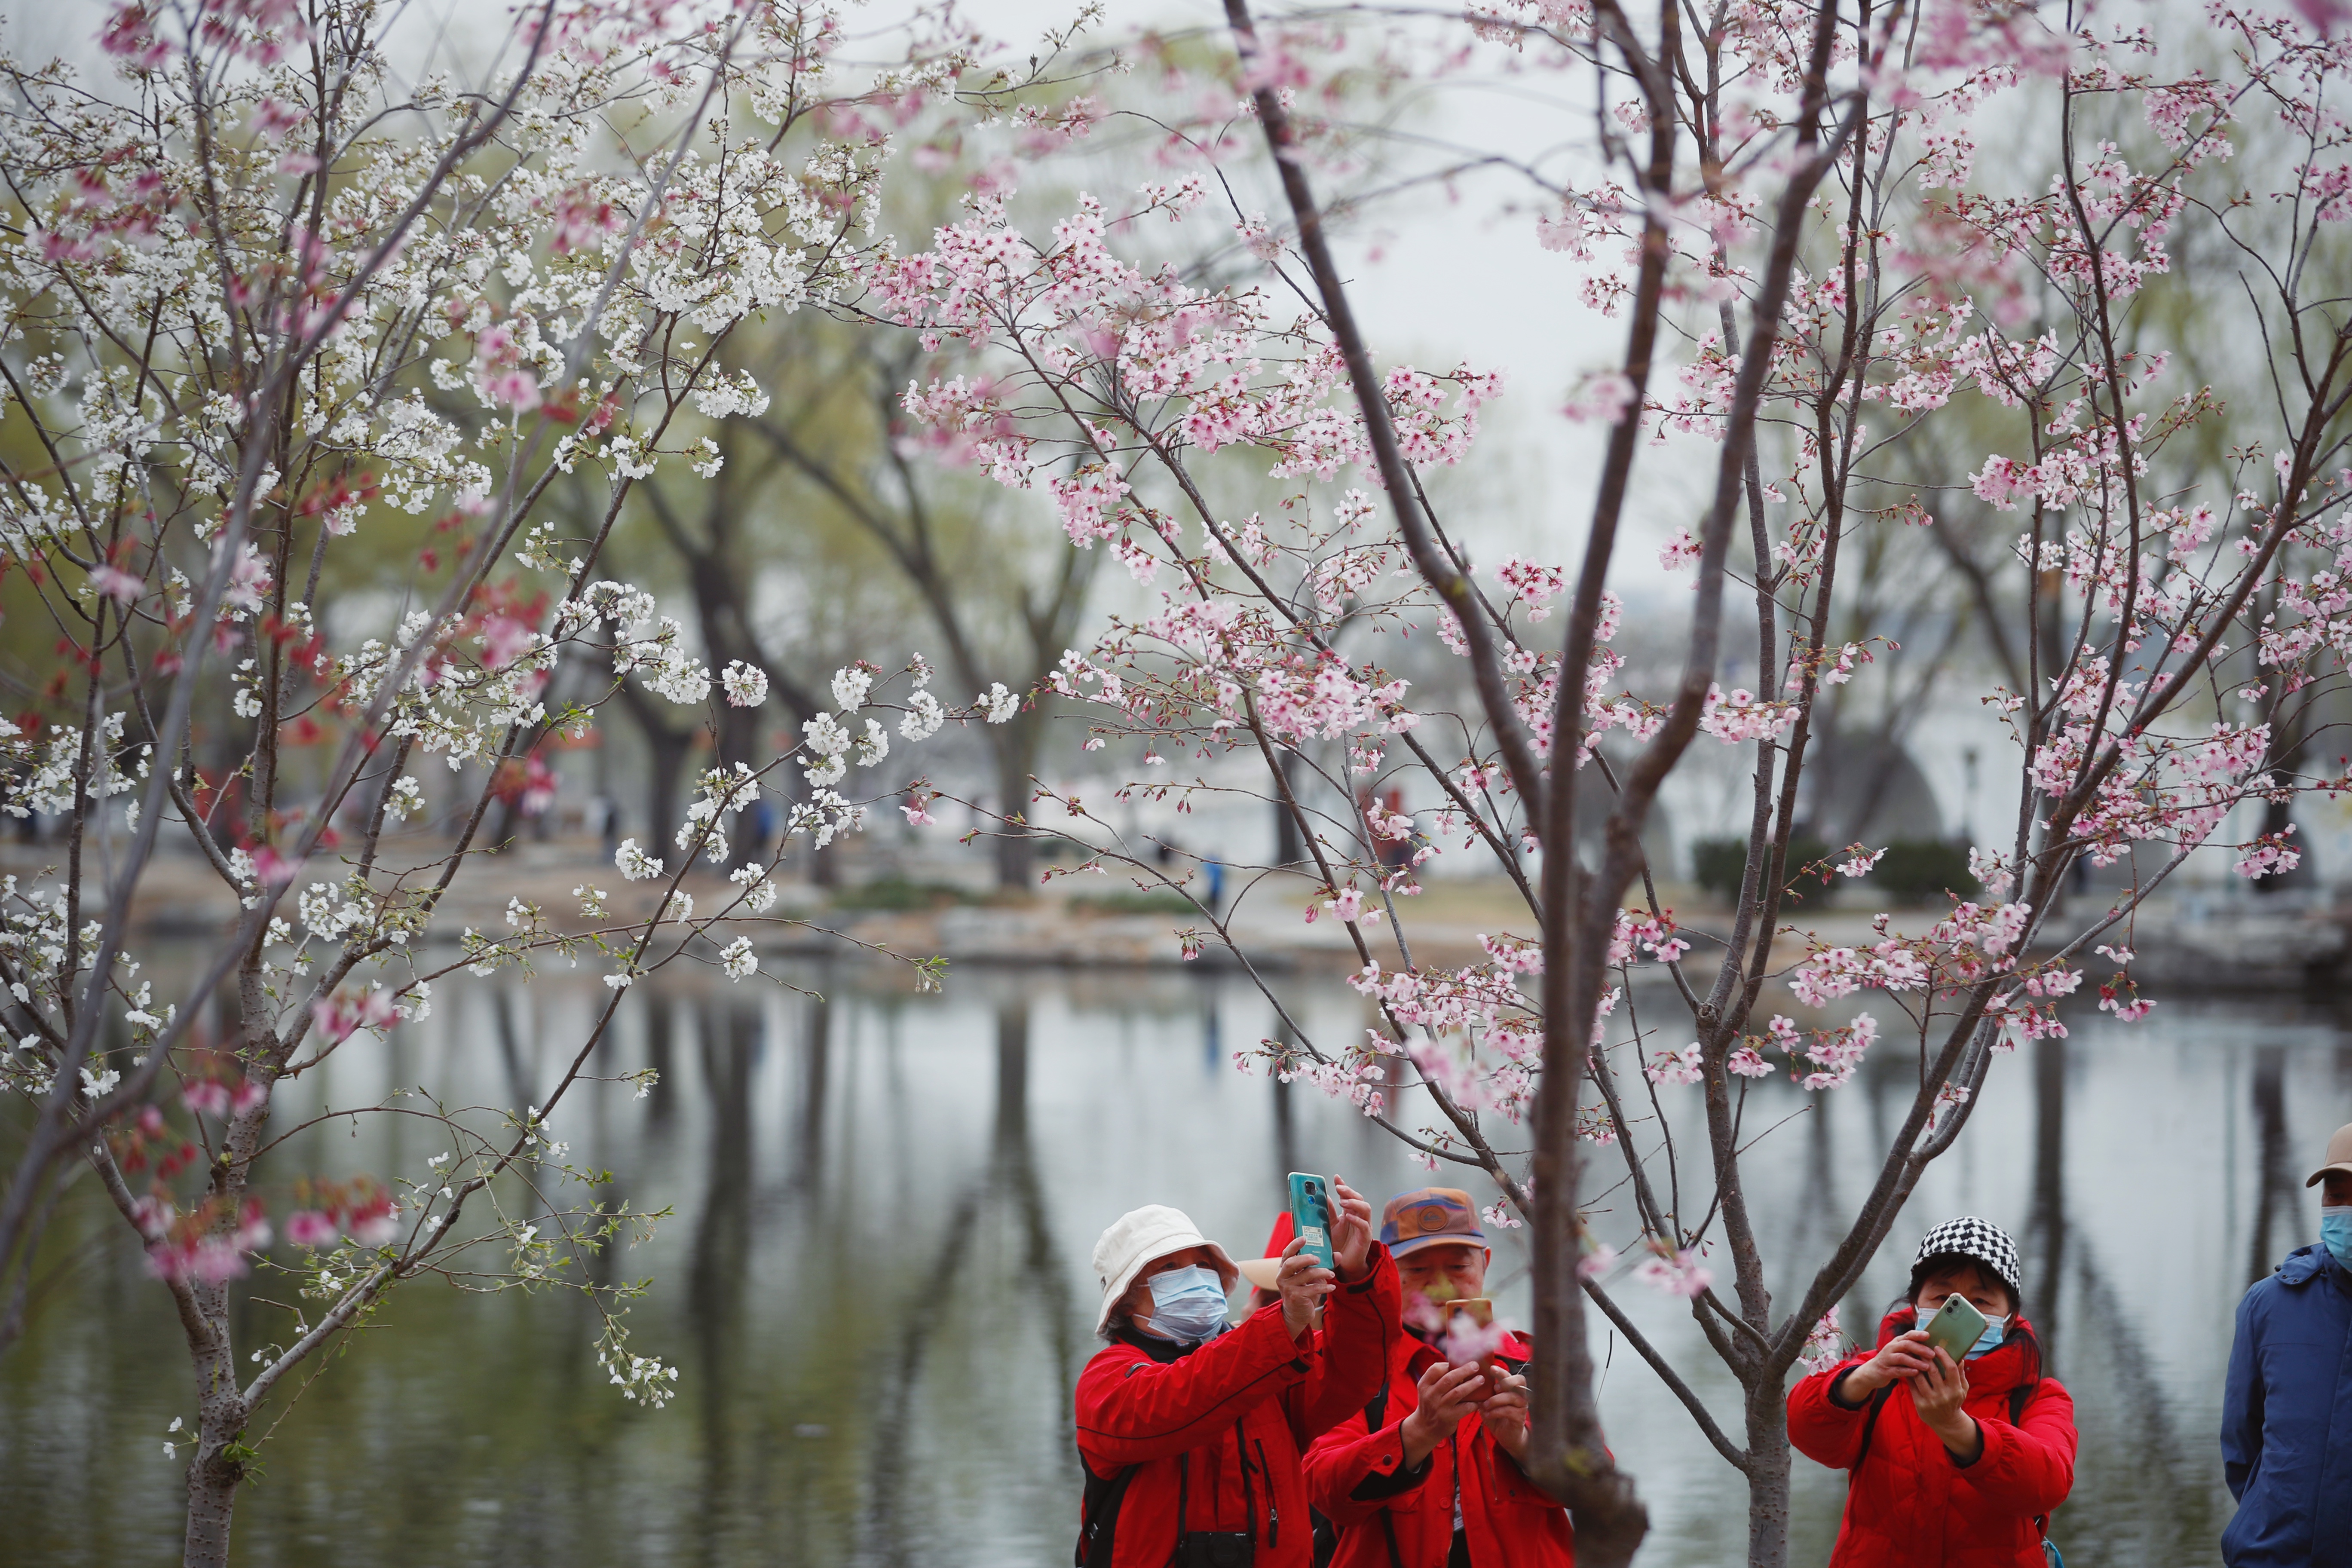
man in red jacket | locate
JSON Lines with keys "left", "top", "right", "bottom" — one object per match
{"left": 1304, "top": 1188, "right": 1574, "bottom": 1568}
{"left": 1075, "top": 1179, "right": 1400, "bottom": 1568}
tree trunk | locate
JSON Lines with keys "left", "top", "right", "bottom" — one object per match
{"left": 615, "top": 681, "right": 694, "bottom": 856}
{"left": 715, "top": 700, "right": 766, "bottom": 864}
{"left": 993, "top": 731, "right": 1038, "bottom": 889}
{"left": 183, "top": 1437, "right": 241, "bottom": 1568}
{"left": 180, "top": 1277, "right": 246, "bottom": 1568}
{"left": 1745, "top": 1385, "right": 1792, "bottom": 1568}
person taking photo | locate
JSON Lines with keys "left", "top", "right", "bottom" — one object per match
{"left": 1075, "top": 1177, "right": 1400, "bottom": 1568}
{"left": 1303, "top": 1188, "right": 1573, "bottom": 1568}
{"left": 1789, "top": 1216, "right": 2077, "bottom": 1567}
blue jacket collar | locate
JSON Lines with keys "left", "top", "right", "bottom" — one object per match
{"left": 2276, "top": 1241, "right": 2344, "bottom": 1288}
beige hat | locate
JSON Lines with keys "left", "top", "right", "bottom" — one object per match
{"left": 1237, "top": 1212, "right": 1295, "bottom": 1292}
{"left": 2305, "top": 1121, "right": 2352, "bottom": 1187}
{"left": 1091, "top": 1205, "right": 1238, "bottom": 1335}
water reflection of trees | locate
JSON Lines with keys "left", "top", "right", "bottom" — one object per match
{"left": 653, "top": 985, "right": 1087, "bottom": 1568}
{"left": 2247, "top": 1047, "right": 2295, "bottom": 1287}
{"left": 12, "top": 968, "right": 2327, "bottom": 1568}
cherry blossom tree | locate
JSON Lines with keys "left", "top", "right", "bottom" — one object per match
{"left": 874, "top": 0, "right": 2352, "bottom": 1561}
{"left": 0, "top": 0, "right": 1055, "bottom": 1560}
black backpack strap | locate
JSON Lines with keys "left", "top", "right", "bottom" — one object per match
{"left": 1850, "top": 1381, "right": 1896, "bottom": 1470}
{"left": 1075, "top": 1449, "right": 1139, "bottom": 1568}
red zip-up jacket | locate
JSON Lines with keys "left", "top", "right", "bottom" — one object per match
{"left": 1074, "top": 1245, "right": 1401, "bottom": 1567}
{"left": 1788, "top": 1308, "right": 2076, "bottom": 1568}
{"left": 1303, "top": 1327, "right": 1573, "bottom": 1567}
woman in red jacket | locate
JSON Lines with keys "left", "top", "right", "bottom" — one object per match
{"left": 1075, "top": 1180, "right": 1400, "bottom": 1568}
{"left": 1788, "top": 1216, "right": 2076, "bottom": 1568}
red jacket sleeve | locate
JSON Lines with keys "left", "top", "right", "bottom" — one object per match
{"left": 1289, "top": 1243, "right": 1403, "bottom": 1442}
{"left": 1303, "top": 1393, "right": 1424, "bottom": 1526}
{"left": 1787, "top": 1357, "right": 1876, "bottom": 1470}
{"left": 1958, "top": 1377, "right": 2076, "bottom": 1515}
{"left": 1482, "top": 1439, "right": 1566, "bottom": 1510}
{"left": 1075, "top": 1307, "right": 1317, "bottom": 1470}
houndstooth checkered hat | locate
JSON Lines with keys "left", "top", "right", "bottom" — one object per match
{"left": 1911, "top": 1216, "right": 2023, "bottom": 1301}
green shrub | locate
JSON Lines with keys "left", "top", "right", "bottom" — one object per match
{"left": 1864, "top": 839, "right": 1979, "bottom": 903}
{"left": 1691, "top": 836, "right": 1829, "bottom": 901}
{"left": 1069, "top": 890, "right": 1198, "bottom": 916}
{"left": 830, "top": 877, "right": 975, "bottom": 911}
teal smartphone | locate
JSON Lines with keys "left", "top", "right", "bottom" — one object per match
{"left": 1287, "top": 1173, "right": 1335, "bottom": 1271}
{"left": 1920, "top": 1293, "right": 1988, "bottom": 1365}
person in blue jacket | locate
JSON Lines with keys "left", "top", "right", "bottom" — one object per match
{"left": 2223, "top": 1120, "right": 2352, "bottom": 1567}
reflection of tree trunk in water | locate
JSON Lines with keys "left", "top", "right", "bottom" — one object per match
{"left": 2249, "top": 1047, "right": 2294, "bottom": 1283}
{"left": 645, "top": 995, "right": 677, "bottom": 1129}
{"left": 2065, "top": 1243, "right": 2224, "bottom": 1553}
{"left": 861, "top": 1001, "right": 1084, "bottom": 1565}
{"left": 792, "top": 989, "right": 831, "bottom": 1195}
{"left": 995, "top": 999, "right": 1082, "bottom": 1413}
{"left": 996, "top": 999, "right": 1029, "bottom": 1144}
{"left": 689, "top": 1003, "right": 760, "bottom": 1568}
{"left": 861, "top": 1181, "right": 986, "bottom": 1568}
{"left": 2027, "top": 1035, "right": 2068, "bottom": 1369}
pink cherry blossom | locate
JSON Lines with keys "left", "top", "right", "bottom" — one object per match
{"left": 1632, "top": 1249, "right": 1714, "bottom": 1299}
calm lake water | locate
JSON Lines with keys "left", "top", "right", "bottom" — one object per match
{"left": 2, "top": 959, "right": 2344, "bottom": 1567}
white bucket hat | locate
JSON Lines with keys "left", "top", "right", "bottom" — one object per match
{"left": 1091, "top": 1205, "right": 1238, "bottom": 1335}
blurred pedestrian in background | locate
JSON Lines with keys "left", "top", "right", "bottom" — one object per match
{"left": 1304, "top": 1188, "right": 1572, "bottom": 1567}
{"left": 1789, "top": 1216, "right": 2076, "bottom": 1566}
{"left": 1075, "top": 1182, "right": 1400, "bottom": 1567}
{"left": 2222, "top": 1121, "right": 2352, "bottom": 1568}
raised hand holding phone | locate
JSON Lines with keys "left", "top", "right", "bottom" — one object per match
{"left": 1273, "top": 1237, "right": 1335, "bottom": 1338}
{"left": 1905, "top": 1344, "right": 1982, "bottom": 1463}
{"left": 1478, "top": 1365, "right": 1532, "bottom": 1460}
{"left": 1399, "top": 1360, "right": 1488, "bottom": 1467}
{"left": 1835, "top": 1329, "right": 1942, "bottom": 1406}
{"left": 1326, "top": 1173, "right": 1374, "bottom": 1279}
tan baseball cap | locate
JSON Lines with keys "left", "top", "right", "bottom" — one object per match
{"left": 2306, "top": 1121, "right": 2352, "bottom": 1187}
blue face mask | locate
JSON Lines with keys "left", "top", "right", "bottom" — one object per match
{"left": 2322, "top": 1207, "right": 2352, "bottom": 1274}
{"left": 1966, "top": 1313, "right": 2011, "bottom": 1360}
{"left": 1145, "top": 1265, "right": 1230, "bottom": 1345}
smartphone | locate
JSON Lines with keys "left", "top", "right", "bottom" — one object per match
{"left": 1441, "top": 1297, "right": 1499, "bottom": 1369}
{"left": 1920, "top": 1292, "right": 1988, "bottom": 1366}
{"left": 1447, "top": 1297, "right": 1494, "bottom": 1326}
{"left": 1287, "top": 1173, "right": 1335, "bottom": 1271}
